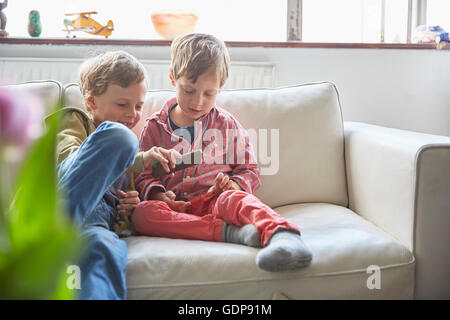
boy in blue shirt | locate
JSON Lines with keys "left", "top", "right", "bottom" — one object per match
{"left": 53, "top": 51, "right": 179, "bottom": 299}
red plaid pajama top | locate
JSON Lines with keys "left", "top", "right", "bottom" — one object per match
{"left": 135, "top": 98, "right": 261, "bottom": 201}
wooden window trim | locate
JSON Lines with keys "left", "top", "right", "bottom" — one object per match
{"left": 0, "top": 37, "right": 444, "bottom": 50}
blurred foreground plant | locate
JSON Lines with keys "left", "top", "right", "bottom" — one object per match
{"left": 0, "top": 87, "right": 84, "bottom": 299}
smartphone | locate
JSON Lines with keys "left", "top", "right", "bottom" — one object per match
{"left": 151, "top": 149, "right": 203, "bottom": 179}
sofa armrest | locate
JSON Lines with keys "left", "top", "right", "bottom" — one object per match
{"left": 344, "top": 121, "right": 450, "bottom": 299}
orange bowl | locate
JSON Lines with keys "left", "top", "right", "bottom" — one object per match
{"left": 151, "top": 13, "right": 198, "bottom": 40}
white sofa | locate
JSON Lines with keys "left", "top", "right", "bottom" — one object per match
{"left": 6, "top": 80, "right": 450, "bottom": 299}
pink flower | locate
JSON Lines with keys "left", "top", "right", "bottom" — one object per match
{"left": 0, "top": 87, "right": 44, "bottom": 147}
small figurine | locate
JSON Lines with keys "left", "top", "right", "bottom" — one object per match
{"left": 28, "top": 10, "right": 42, "bottom": 37}
{"left": 63, "top": 11, "right": 114, "bottom": 38}
{"left": 0, "top": 0, "right": 8, "bottom": 38}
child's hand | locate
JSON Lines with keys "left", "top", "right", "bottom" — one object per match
{"left": 151, "top": 190, "right": 191, "bottom": 213}
{"left": 207, "top": 172, "right": 242, "bottom": 196}
{"left": 116, "top": 190, "right": 140, "bottom": 216}
{"left": 144, "top": 147, "right": 182, "bottom": 174}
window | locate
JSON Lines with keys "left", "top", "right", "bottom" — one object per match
{"left": 302, "top": 0, "right": 410, "bottom": 43}
{"left": 301, "top": 0, "right": 450, "bottom": 43}
{"left": 384, "top": 0, "right": 409, "bottom": 43}
{"left": 5, "top": 0, "right": 286, "bottom": 41}
{"left": 427, "top": 0, "right": 450, "bottom": 32}
{"left": 303, "top": 0, "right": 380, "bottom": 43}
{"left": 3, "top": 0, "right": 449, "bottom": 43}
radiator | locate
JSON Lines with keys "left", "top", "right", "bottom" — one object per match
{"left": 0, "top": 57, "right": 275, "bottom": 89}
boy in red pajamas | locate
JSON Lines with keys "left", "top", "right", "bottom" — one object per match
{"left": 133, "top": 33, "right": 312, "bottom": 272}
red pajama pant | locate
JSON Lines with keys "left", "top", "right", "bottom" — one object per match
{"left": 132, "top": 190, "right": 300, "bottom": 247}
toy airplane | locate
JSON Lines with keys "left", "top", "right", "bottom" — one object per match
{"left": 63, "top": 11, "right": 114, "bottom": 38}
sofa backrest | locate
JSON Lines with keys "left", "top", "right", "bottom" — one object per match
{"left": 63, "top": 82, "right": 348, "bottom": 208}
{"left": 2, "top": 80, "right": 62, "bottom": 116}
{"left": 217, "top": 83, "right": 348, "bottom": 208}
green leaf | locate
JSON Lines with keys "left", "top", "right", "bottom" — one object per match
{"left": 0, "top": 104, "right": 85, "bottom": 299}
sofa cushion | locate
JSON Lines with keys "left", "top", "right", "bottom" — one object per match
{"left": 3, "top": 80, "right": 62, "bottom": 116}
{"left": 124, "top": 203, "right": 414, "bottom": 299}
{"left": 63, "top": 83, "right": 84, "bottom": 110}
{"left": 62, "top": 82, "right": 347, "bottom": 207}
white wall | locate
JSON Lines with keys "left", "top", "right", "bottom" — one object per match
{"left": 1, "top": 43, "right": 449, "bottom": 136}
{"left": 230, "top": 46, "right": 450, "bottom": 137}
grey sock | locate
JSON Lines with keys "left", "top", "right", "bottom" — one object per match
{"left": 256, "top": 230, "right": 312, "bottom": 272}
{"left": 222, "top": 222, "right": 261, "bottom": 248}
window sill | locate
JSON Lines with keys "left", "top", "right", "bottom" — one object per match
{"left": 0, "top": 37, "right": 447, "bottom": 50}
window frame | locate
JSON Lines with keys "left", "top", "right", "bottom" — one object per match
{"left": 288, "top": 0, "right": 429, "bottom": 43}
{"left": 1, "top": 0, "right": 447, "bottom": 49}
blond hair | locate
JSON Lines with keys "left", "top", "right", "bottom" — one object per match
{"left": 170, "top": 33, "right": 230, "bottom": 87}
{"left": 78, "top": 50, "right": 147, "bottom": 100}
